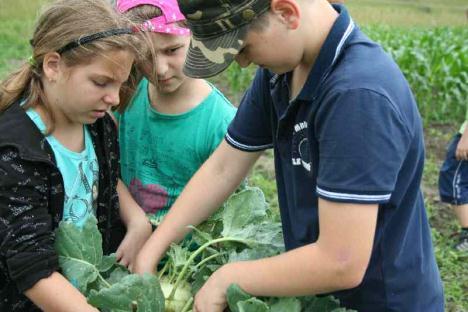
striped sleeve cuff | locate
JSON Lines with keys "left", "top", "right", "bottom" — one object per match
{"left": 316, "top": 186, "right": 391, "bottom": 204}
{"left": 225, "top": 133, "right": 273, "bottom": 152}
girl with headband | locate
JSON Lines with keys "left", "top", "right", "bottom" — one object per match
{"left": 0, "top": 0, "right": 152, "bottom": 310}
{"left": 114, "top": 0, "right": 236, "bottom": 227}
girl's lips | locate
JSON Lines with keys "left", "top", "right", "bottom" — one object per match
{"left": 92, "top": 110, "right": 106, "bottom": 118}
{"left": 158, "top": 77, "right": 172, "bottom": 84}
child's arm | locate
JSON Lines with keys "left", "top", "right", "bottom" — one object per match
{"left": 456, "top": 106, "right": 468, "bottom": 160}
{"left": 0, "top": 147, "right": 97, "bottom": 310}
{"left": 25, "top": 272, "right": 98, "bottom": 312}
{"left": 193, "top": 199, "right": 377, "bottom": 311}
{"left": 456, "top": 125, "right": 468, "bottom": 160}
{"left": 133, "top": 140, "right": 263, "bottom": 274}
{"left": 116, "top": 179, "right": 152, "bottom": 269}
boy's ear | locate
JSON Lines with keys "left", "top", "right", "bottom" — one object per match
{"left": 270, "top": 0, "right": 300, "bottom": 29}
{"left": 42, "top": 52, "right": 62, "bottom": 82}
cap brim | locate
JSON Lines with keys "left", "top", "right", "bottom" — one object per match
{"left": 183, "top": 26, "right": 247, "bottom": 78}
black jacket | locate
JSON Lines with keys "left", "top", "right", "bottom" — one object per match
{"left": 0, "top": 102, "right": 125, "bottom": 311}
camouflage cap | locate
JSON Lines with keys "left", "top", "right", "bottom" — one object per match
{"left": 177, "top": 0, "right": 271, "bottom": 78}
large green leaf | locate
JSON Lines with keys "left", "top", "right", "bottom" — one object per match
{"left": 227, "top": 284, "right": 252, "bottom": 312}
{"left": 55, "top": 216, "right": 166, "bottom": 311}
{"left": 270, "top": 298, "right": 301, "bottom": 312}
{"left": 57, "top": 256, "right": 99, "bottom": 294}
{"left": 98, "top": 254, "right": 118, "bottom": 272}
{"left": 55, "top": 215, "right": 103, "bottom": 265}
{"left": 237, "top": 298, "right": 269, "bottom": 312}
{"left": 252, "top": 222, "right": 284, "bottom": 250}
{"left": 104, "top": 264, "right": 131, "bottom": 285}
{"left": 300, "top": 295, "right": 356, "bottom": 312}
{"left": 228, "top": 246, "right": 278, "bottom": 263}
{"left": 87, "top": 273, "right": 165, "bottom": 312}
{"left": 222, "top": 187, "right": 268, "bottom": 238}
{"left": 226, "top": 284, "right": 269, "bottom": 312}
{"left": 54, "top": 216, "right": 104, "bottom": 293}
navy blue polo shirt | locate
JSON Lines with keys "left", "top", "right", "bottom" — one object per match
{"left": 225, "top": 5, "right": 444, "bottom": 311}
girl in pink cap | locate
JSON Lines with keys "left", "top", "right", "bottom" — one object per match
{"left": 114, "top": 0, "right": 236, "bottom": 228}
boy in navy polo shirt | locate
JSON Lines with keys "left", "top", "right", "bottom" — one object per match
{"left": 134, "top": 1, "right": 444, "bottom": 311}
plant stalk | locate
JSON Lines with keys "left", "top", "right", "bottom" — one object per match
{"left": 168, "top": 237, "right": 252, "bottom": 300}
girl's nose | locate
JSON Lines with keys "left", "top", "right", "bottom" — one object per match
{"left": 103, "top": 89, "right": 120, "bottom": 107}
{"left": 155, "top": 56, "right": 169, "bottom": 77}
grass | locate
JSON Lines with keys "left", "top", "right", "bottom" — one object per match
{"left": 347, "top": 0, "right": 467, "bottom": 27}
{"left": 0, "top": 0, "right": 50, "bottom": 77}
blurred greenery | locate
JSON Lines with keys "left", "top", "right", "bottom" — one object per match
{"left": 0, "top": 0, "right": 48, "bottom": 77}
{"left": 347, "top": 0, "right": 467, "bottom": 27}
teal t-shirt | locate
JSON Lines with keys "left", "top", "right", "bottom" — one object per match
{"left": 116, "top": 78, "right": 236, "bottom": 225}
{"left": 26, "top": 109, "right": 99, "bottom": 228}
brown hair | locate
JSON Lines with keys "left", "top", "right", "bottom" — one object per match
{"left": 0, "top": 0, "right": 139, "bottom": 131}
{"left": 248, "top": 10, "right": 271, "bottom": 33}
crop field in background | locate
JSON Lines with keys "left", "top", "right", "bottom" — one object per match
{"left": 0, "top": 0, "right": 467, "bottom": 311}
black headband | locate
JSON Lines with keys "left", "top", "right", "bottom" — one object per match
{"left": 55, "top": 27, "right": 136, "bottom": 54}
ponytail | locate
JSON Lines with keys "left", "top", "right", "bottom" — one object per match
{"left": 0, "top": 63, "right": 34, "bottom": 111}
{"left": 0, "top": 61, "right": 54, "bottom": 131}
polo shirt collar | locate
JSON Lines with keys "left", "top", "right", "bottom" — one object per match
{"left": 292, "top": 4, "right": 355, "bottom": 102}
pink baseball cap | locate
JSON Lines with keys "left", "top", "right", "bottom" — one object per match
{"left": 116, "top": 0, "right": 190, "bottom": 36}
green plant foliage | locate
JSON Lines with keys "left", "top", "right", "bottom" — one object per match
{"left": 55, "top": 188, "right": 356, "bottom": 312}
{"left": 227, "top": 284, "right": 252, "bottom": 312}
{"left": 55, "top": 216, "right": 166, "bottom": 311}
{"left": 88, "top": 274, "right": 165, "bottom": 312}
{"left": 363, "top": 26, "right": 468, "bottom": 124}
{"left": 270, "top": 298, "right": 301, "bottom": 312}
{"left": 222, "top": 187, "right": 268, "bottom": 238}
{"left": 226, "top": 284, "right": 355, "bottom": 312}
{"left": 54, "top": 216, "right": 107, "bottom": 294}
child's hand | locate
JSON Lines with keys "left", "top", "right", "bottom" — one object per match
{"left": 132, "top": 247, "right": 159, "bottom": 275}
{"left": 116, "top": 217, "right": 152, "bottom": 270}
{"left": 193, "top": 264, "right": 231, "bottom": 312}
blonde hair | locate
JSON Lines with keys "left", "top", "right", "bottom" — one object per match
{"left": 0, "top": 0, "right": 139, "bottom": 130}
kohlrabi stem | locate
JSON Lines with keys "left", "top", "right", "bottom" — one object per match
{"left": 98, "top": 272, "right": 112, "bottom": 288}
{"left": 158, "top": 259, "right": 170, "bottom": 279}
{"left": 180, "top": 297, "right": 194, "bottom": 312}
{"left": 168, "top": 237, "right": 252, "bottom": 300}
{"left": 169, "top": 269, "right": 177, "bottom": 285}
{"left": 193, "top": 252, "right": 226, "bottom": 271}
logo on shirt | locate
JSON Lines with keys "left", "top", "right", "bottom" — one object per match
{"left": 128, "top": 178, "right": 169, "bottom": 214}
{"left": 292, "top": 121, "right": 311, "bottom": 172}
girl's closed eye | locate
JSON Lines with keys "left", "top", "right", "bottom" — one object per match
{"left": 92, "top": 79, "right": 108, "bottom": 87}
{"left": 167, "top": 46, "right": 182, "bottom": 54}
